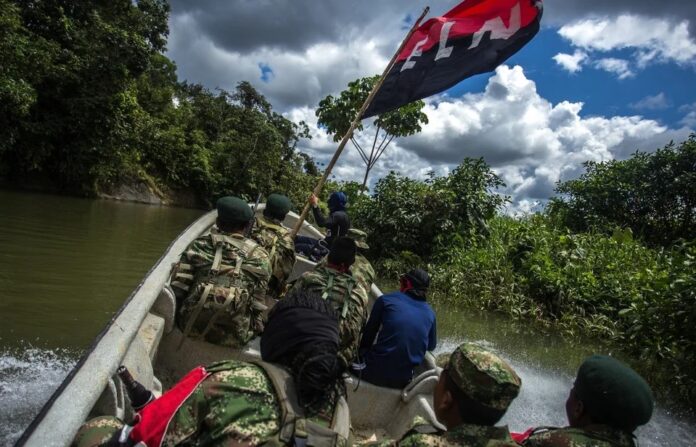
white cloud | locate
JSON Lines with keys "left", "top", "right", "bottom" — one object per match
{"left": 292, "top": 66, "right": 693, "bottom": 210}
{"left": 168, "top": 13, "right": 388, "bottom": 110}
{"left": 680, "top": 104, "right": 696, "bottom": 128}
{"left": 552, "top": 50, "right": 587, "bottom": 73}
{"left": 558, "top": 15, "right": 696, "bottom": 67}
{"left": 594, "top": 58, "right": 634, "bottom": 79}
{"left": 630, "top": 93, "right": 670, "bottom": 110}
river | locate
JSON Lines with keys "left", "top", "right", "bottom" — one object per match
{"left": 0, "top": 190, "right": 693, "bottom": 446}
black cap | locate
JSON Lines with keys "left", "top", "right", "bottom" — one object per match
{"left": 403, "top": 268, "right": 430, "bottom": 290}
{"left": 327, "top": 237, "right": 356, "bottom": 267}
{"left": 216, "top": 196, "right": 253, "bottom": 224}
{"left": 264, "top": 193, "right": 292, "bottom": 220}
{"left": 575, "top": 355, "right": 654, "bottom": 430}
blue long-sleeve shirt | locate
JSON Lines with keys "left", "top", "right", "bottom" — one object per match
{"left": 359, "top": 291, "right": 437, "bottom": 383}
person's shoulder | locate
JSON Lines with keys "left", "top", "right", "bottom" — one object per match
{"left": 444, "top": 424, "right": 518, "bottom": 447}
{"left": 524, "top": 426, "right": 618, "bottom": 447}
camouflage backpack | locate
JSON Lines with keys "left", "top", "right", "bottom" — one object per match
{"left": 174, "top": 232, "right": 270, "bottom": 347}
{"left": 250, "top": 360, "right": 351, "bottom": 447}
{"left": 251, "top": 216, "right": 296, "bottom": 298}
{"left": 290, "top": 266, "right": 368, "bottom": 363}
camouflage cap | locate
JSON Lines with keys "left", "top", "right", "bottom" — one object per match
{"left": 216, "top": 196, "right": 253, "bottom": 224}
{"left": 73, "top": 416, "right": 123, "bottom": 447}
{"left": 447, "top": 342, "right": 521, "bottom": 411}
{"left": 347, "top": 228, "right": 369, "bottom": 249}
{"left": 264, "top": 193, "right": 292, "bottom": 220}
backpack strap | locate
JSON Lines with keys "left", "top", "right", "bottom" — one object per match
{"left": 178, "top": 283, "right": 213, "bottom": 348}
{"left": 252, "top": 361, "right": 303, "bottom": 444}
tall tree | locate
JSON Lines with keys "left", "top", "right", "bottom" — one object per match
{"left": 316, "top": 76, "right": 428, "bottom": 190}
{"left": 548, "top": 136, "right": 696, "bottom": 246}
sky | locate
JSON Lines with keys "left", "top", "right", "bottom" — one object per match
{"left": 166, "top": 0, "right": 696, "bottom": 213}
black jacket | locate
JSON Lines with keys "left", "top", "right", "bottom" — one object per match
{"left": 312, "top": 206, "right": 350, "bottom": 247}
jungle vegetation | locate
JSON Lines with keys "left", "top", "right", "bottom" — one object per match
{"left": 0, "top": 0, "right": 319, "bottom": 207}
{"left": 347, "top": 136, "right": 696, "bottom": 405}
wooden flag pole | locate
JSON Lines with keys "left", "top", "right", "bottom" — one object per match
{"left": 291, "top": 6, "right": 430, "bottom": 238}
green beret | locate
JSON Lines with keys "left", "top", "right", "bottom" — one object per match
{"left": 216, "top": 196, "right": 253, "bottom": 224}
{"left": 447, "top": 343, "right": 521, "bottom": 411}
{"left": 347, "top": 228, "right": 369, "bottom": 249}
{"left": 575, "top": 355, "right": 653, "bottom": 430}
{"left": 73, "top": 416, "right": 123, "bottom": 447}
{"left": 264, "top": 193, "right": 292, "bottom": 220}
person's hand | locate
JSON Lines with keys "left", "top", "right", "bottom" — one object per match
{"left": 309, "top": 193, "right": 319, "bottom": 206}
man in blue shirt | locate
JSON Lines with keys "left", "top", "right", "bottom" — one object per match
{"left": 355, "top": 268, "right": 437, "bottom": 389}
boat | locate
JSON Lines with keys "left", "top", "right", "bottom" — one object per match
{"left": 17, "top": 205, "right": 443, "bottom": 446}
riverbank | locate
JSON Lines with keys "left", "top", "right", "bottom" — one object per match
{"left": 0, "top": 174, "right": 208, "bottom": 209}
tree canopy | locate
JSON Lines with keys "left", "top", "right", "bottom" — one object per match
{"left": 0, "top": 0, "right": 317, "bottom": 207}
{"left": 316, "top": 76, "right": 428, "bottom": 189}
{"left": 548, "top": 136, "right": 696, "bottom": 246}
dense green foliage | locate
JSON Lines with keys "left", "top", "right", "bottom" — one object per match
{"left": 549, "top": 137, "right": 696, "bottom": 246}
{"left": 316, "top": 76, "right": 428, "bottom": 188}
{"left": 0, "top": 1, "right": 317, "bottom": 205}
{"left": 349, "top": 148, "right": 696, "bottom": 404}
{"left": 348, "top": 158, "right": 507, "bottom": 260}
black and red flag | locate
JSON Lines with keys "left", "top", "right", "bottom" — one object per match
{"left": 363, "top": 0, "right": 543, "bottom": 118}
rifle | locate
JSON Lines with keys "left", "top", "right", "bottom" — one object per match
{"left": 246, "top": 193, "right": 263, "bottom": 237}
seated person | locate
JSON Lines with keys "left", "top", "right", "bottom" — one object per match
{"left": 386, "top": 342, "right": 522, "bottom": 446}
{"left": 73, "top": 290, "right": 350, "bottom": 447}
{"left": 354, "top": 269, "right": 436, "bottom": 389}
{"left": 295, "top": 191, "right": 350, "bottom": 260}
{"left": 289, "top": 237, "right": 369, "bottom": 365}
{"left": 173, "top": 196, "right": 271, "bottom": 347}
{"left": 250, "top": 193, "right": 296, "bottom": 299}
{"left": 522, "top": 355, "right": 654, "bottom": 447}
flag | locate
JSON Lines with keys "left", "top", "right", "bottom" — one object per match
{"left": 363, "top": 0, "right": 543, "bottom": 118}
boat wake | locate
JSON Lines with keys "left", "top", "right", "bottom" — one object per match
{"left": 0, "top": 344, "right": 76, "bottom": 446}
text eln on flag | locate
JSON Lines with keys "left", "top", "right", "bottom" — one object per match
{"left": 363, "top": 0, "right": 543, "bottom": 119}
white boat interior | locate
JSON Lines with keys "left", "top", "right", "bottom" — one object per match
{"left": 17, "top": 205, "right": 443, "bottom": 446}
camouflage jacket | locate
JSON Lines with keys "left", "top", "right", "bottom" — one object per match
{"left": 288, "top": 265, "right": 369, "bottom": 363}
{"left": 73, "top": 361, "right": 346, "bottom": 447}
{"left": 352, "top": 254, "right": 375, "bottom": 290}
{"left": 372, "top": 418, "right": 518, "bottom": 447}
{"left": 523, "top": 425, "right": 636, "bottom": 447}
{"left": 250, "top": 215, "right": 296, "bottom": 299}
{"left": 173, "top": 229, "right": 271, "bottom": 347}
{"left": 316, "top": 254, "right": 374, "bottom": 291}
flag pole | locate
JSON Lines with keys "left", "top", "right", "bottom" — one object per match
{"left": 291, "top": 6, "right": 430, "bottom": 238}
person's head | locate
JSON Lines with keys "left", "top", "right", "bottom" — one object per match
{"left": 261, "top": 289, "right": 345, "bottom": 411}
{"left": 347, "top": 228, "right": 369, "bottom": 251}
{"left": 566, "top": 355, "right": 653, "bottom": 433}
{"left": 327, "top": 191, "right": 347, "bottom": 213}
{"left": 400, "top": 268, "right": 430, "bottom": 299}
{"left": 327, "top": 237, "right": 356, "bottom": 272}
{"left": 215, "top": 196, "right": 254, "bottom": 233}
{"left": 264, "top": 193, "right": 292, "bottom": 221}
{"left": 434, "top": 343, "right": 521, "bottom": 429}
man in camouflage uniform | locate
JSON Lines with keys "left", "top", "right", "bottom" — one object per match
{"left": 250, "top": 193, "right": 296, "bottom": 300}
{"left": 73, "top": 290, "right": 350, "bottom": 447}
{"left": 172, "top": 196, "right": 271, "bottom": 347}
{"left": 522, "top": 355, "right": 653, "bottom": 447}
{"left": 387, "top": 342, "right": 521, "bottom": 447}
{"left": 347, "top": 228, "right": 375, "bottom": 290}
{"left": 289, "top": 237, "right": 369, "bottom": 365}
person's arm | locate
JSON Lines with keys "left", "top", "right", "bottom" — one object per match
{"left": 427, "top": 316, "right": 437, "bottom": 352}
{"left": 359, "top": 296, "right": 385, "bottom": 352}
{"left": 311, "top": 204, "right": 329, "bottom": 228}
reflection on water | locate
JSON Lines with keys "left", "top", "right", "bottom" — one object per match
{"left": 433, "top": 304, "right": 696, "bottom": 447}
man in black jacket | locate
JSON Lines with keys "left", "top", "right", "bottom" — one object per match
{"left": 295, "top": 191, "right": 351, "bottom": 260}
